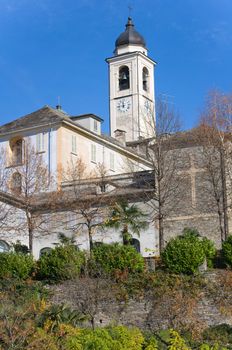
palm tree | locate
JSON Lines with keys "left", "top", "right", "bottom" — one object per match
{"left": 38, "top": 304, "right": 87, "bottom": 331}
{"left": 104, "top": 200, "right": 148, "bottom": 245}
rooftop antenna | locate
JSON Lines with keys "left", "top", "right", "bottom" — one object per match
{"left": 56, "top": 96, "right": 62, "bottom": 110}
{"left": 160, "top": 93, "right": 175, "bottom": 106}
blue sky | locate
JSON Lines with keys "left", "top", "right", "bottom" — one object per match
{"left": 0, "top": 0, "right": 231, "bottom": 132}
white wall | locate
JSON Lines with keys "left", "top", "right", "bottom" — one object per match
{"left": 0, "top": 126, "right": 58, "bottom": 178}
{"left": 115, "top": 44, "right": 147, "bottom": 56}
{"left": 60, "top": 126, "right": 151, "bottom": 177}
{"left": 0, "top": 198, "right": 158, "bottom": 260}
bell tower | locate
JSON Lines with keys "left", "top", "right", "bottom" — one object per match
{"left": 106, "top": 17, "right": 156, "bottom": 143}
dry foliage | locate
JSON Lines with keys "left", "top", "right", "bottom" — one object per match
{"left": 0, "top": 140, "right": 62, "bottom": 253}
{"left": 147, "top": 273, "right": 206, "bottom": 337}
{"left": 143, "top": 98, "right": 183, "bottom": 252}
{"left": 0, "top": 147, "right": 18, "bottom": 233}
{"left": 6, "top": 141, "right": 59, "bottom": 252}
{"left": 195, "top": 90, "right": 232, "bottom": 242}
{"left": 207, "top": 270, "right": 232, "bottom": 317}
{"left": 50, "top": 276, "right": 119, "bottom": 330}
{"left": 59, "top": 158, "right": 111, "bottom": 249}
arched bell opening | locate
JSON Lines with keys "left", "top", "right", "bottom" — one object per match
{"left": 119, "top": 66, "right": 130, "bottom": 91}
{"left": 142, "top": 67, "right": 149, "bottom": 92}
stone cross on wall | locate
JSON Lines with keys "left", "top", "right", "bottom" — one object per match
{"left": 178, "top": 154, "right": 205, "bottom": 208}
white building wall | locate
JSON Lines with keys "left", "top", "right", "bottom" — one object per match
{"left": 0, "top": 198, "right": 158, "bottom": 260}
{"left": 59, "top": 126, "right": 150, "bottom": 177}
{"left": 115, "top": 44, "right": 147, "bottom": 56}
{"left": 73, "top": 117, "right": 101, "bottom": 135}
{"left": 0, "top": 127, "right": 58, "bottom": 178}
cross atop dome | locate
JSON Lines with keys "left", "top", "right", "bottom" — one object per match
{"left": 114, "top": 17, "right": 147, "bottom": 55}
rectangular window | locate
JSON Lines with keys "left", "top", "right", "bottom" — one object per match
{"left": 93, "top": 120, "right": 98, "bottom": 132}
{"left": 36, "top": 133, "right": 45, "bottom": 152}
{"left": 110, "top": 153, "right": 115, "bottom": 171}
{"left": 91, "top": 144, "right": 97, "bottom": 163}
{"left": 71, "top": 135, "right": 77, "bottom": 154}
{"left": 9, "top": 139, "right": 25, "bottom": 166}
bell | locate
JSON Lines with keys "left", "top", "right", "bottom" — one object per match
{"left": 121, "top": 72, "right": 127, "bottom": 80}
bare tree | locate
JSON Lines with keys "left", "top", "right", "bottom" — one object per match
{"left": 0, "top": 148, "right": 10, "bottom": 228}
{"left": 60, "top": 158, "right": 109, "bottom": 250}
{"left": 0, "top": 147, "right": 20, "bottom": 237}
{"left": 6, "top": 141, "right": 58, "bottom": 253}
{"left": 144, "top": 98, "right": 183, "bottom": 252}
{"left": 196, "top": 90, "right": 232, "bottom": 242}
{"left": 51, "top": 273, "right": 119, "bottom": 330}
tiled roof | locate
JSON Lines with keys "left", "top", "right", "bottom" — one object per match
{"left": 0, "top": 106, "right": 150, "bottom": 162}
{"left": 0, "top": 106, "right": 70, "bottom": 135}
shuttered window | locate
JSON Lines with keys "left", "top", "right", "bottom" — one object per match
{"left": 93, "top": 120, "right": 98, "bottom": 132}
{"left": 36, "top": 133, "right": 45, "bottom": 152}
{"left": 71, "top": 135, "right": 77, "bottom": 154}
{"left": 91, "top": 144, "right": 97, "bottom": 163}
{"left": 110, "top": 153, "right": 115, "bottom": 171}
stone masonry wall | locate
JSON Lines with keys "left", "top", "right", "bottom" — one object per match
{"left": 50, "top": 270, "right": 232, "bottom": 332}
{"left": 163, "top": 145, "right": 223, "bottom": 248}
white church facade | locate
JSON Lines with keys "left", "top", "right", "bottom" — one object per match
{"left": 0, "top": 18, "right": 159, "bottom": 258}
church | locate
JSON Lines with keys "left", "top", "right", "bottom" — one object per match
{"left": 0, "top": 17, "right": 160, "bottom": 258}
{"left": 0, "top": 17, "right": 228, "bottom": 258}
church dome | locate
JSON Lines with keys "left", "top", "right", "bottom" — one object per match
{"left": 115, "top": 17, "right": 146, "bottom": 49}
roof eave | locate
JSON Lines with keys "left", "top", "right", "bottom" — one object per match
{"left": 106, "top": 51, "right": 157, "bottom": 65}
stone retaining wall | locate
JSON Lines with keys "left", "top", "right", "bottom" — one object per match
{"left": 50, "top": 270, "right": 232, "bottom": 332}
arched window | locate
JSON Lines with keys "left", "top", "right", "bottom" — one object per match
{"left": 142, "top": 67, "right": 149, "bottom": 91}
{"left": 119, "top": 66, "right": 130, "bottom": 91}
{"left": 40, "top": 247, "right": 52, "bottom": 257}
{"left": 10, "top": 138, "right": 23, "bottom": 165}
{"left": 11, "top": 172, "right": 22, "bottom": 194}
{"left": 130, "top": 238, "right": 141, "bottom": 253}
{"left": 0, "top": 240, "right": 10, "bottom": 253}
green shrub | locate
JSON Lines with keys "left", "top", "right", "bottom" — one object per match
{"left": 201, "top": 237, "right": 217, "bottom": 268}
{"left": 222, "top": 235, "right": 232, "bottom": 267}
{"left": 26, "top": 328, "right": 59, "bottom": 350}
{"left": 107, "top": 326, "right": 144, "bottom": 349}
{"left": 168, "top": 329, "right": 190, "bottom": 350}
{"left": 61, "top": 325, "right": 144, "bottom": 350}
{"left": 78, "top": 328, "right": 118, "bottom": 350}
{"left": 36, "top": 245, "right": 85, "bottom": 282}
{"left": 203, "top": 324, "right": 232, "bottom": 346}
{"left": 13, "top": 240, "right": 30, "bottom": 255}
{"left": 143, "top": 336, "right": 158, "bottom": 350}
{"left": 0, "top": 252, "right": 34, "bottom": 279}
{"left": 92, "top": 243, "right": 144, "bottom": 275}
{"left": 161, "top": 229, "right": 211, "bottom": 274}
